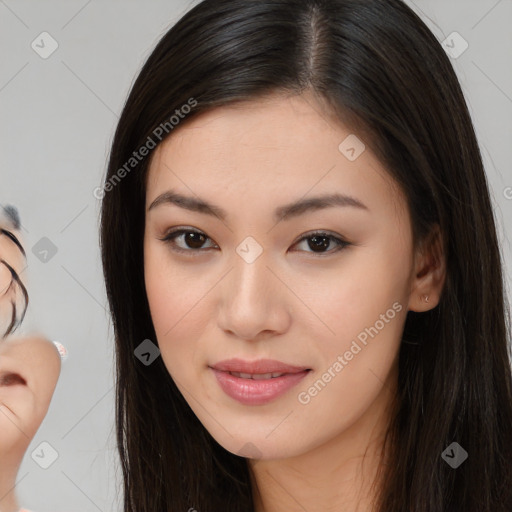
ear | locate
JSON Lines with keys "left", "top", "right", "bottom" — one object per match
{"left": 407, "top": 224, "right": 446, "bottom": 312}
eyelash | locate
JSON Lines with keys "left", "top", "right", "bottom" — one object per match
{"left": 0, "top": 228, "right": 29, "bottom": 339}
{"left": 158, "top": 227, "right": 350, "bottom": 258}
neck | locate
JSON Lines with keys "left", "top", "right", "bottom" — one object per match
{"left": 0, "top": 467, "right": 20, "bottom": 512}
{"left": 0, "top": 446, "right": 23, "bottom": 512}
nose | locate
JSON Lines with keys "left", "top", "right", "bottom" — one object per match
{"left": 216, "top": 253, "right": 292, "bottom": 341}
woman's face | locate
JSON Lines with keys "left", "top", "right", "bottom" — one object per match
{"left": 143, "top": 92, "right": 418, "bottom": 460}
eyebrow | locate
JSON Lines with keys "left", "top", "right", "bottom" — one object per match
{"left": 147, "top": 189, "right": 369, "bottom": 222}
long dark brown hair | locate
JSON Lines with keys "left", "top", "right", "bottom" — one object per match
{"left": 99, "top": 0, "right": 512, "bottom": 510}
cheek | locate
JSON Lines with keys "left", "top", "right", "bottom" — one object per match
{"left": 301, "top": 241, "right": 410, "bottom": 396}
{"left": 308, "top": 243, "right": 408, "bottom": 335}
{"left": 144, "top": 245, "right": 211, "bottom": 377}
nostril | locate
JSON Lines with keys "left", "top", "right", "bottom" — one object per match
{"left": 0, "top": 372, "right": 27, "bottom": 387}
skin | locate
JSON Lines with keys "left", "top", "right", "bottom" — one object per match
{"left": 0, "top": 221, "right": 62, "bottom": 512}
{"left": 143, "top": 91, "right": 446, "bottom": 512}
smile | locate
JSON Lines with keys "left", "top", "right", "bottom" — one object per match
{"left": 211, "top": 368, "right": 311, "bottom": 405}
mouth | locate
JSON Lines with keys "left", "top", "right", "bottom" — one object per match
{"left": 209, "top": 359, "right": 312, "bottom": 405}
{"left": 226, "top": 371, "right": 294, "bottom": 379}
{"left": 210, "top": 357, "right": 311, "bottom": 375}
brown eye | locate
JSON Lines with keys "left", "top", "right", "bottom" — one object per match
{"left": 158, "top": 228, "right": 351, "bottom": 258}
{"left": 292, "top": 231, "right": 350, "bottom": 256}
{"left": 179, "top": 231, "right": 208, "bottom": 249}
{"left": 159, "top": 228, "right": 217, "bottom": 255}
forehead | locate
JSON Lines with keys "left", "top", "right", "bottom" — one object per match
{"left": 145, "top": 93, "right": 404, "bottom": 220}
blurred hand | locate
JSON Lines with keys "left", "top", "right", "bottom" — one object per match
{"left": 0, "top": 205, "right": 62, "bottom": 512}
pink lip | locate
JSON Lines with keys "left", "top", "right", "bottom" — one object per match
{"left": 210, "top": 358, "right": 311, "bottom": 406}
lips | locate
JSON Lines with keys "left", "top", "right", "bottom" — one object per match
{"left": 209, "top": 358, "right": 311, "bottom": 405}
{"left": 211, "top": 358, "right": 310, "bottom": 376}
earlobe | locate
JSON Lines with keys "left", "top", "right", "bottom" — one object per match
{"left": 407, "top": 224, "right": 446, "bottom": 312}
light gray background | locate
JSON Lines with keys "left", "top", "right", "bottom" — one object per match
{"left": 1, "top": 1, "right": 511, "bottom": 510}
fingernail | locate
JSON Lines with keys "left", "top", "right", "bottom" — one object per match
{"left": 52, "top": 341, "right": 68, "bottom": 361}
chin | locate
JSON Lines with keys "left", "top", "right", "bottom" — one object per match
{"left": 205, "top": 425, "right": 304, "bottom": 461}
